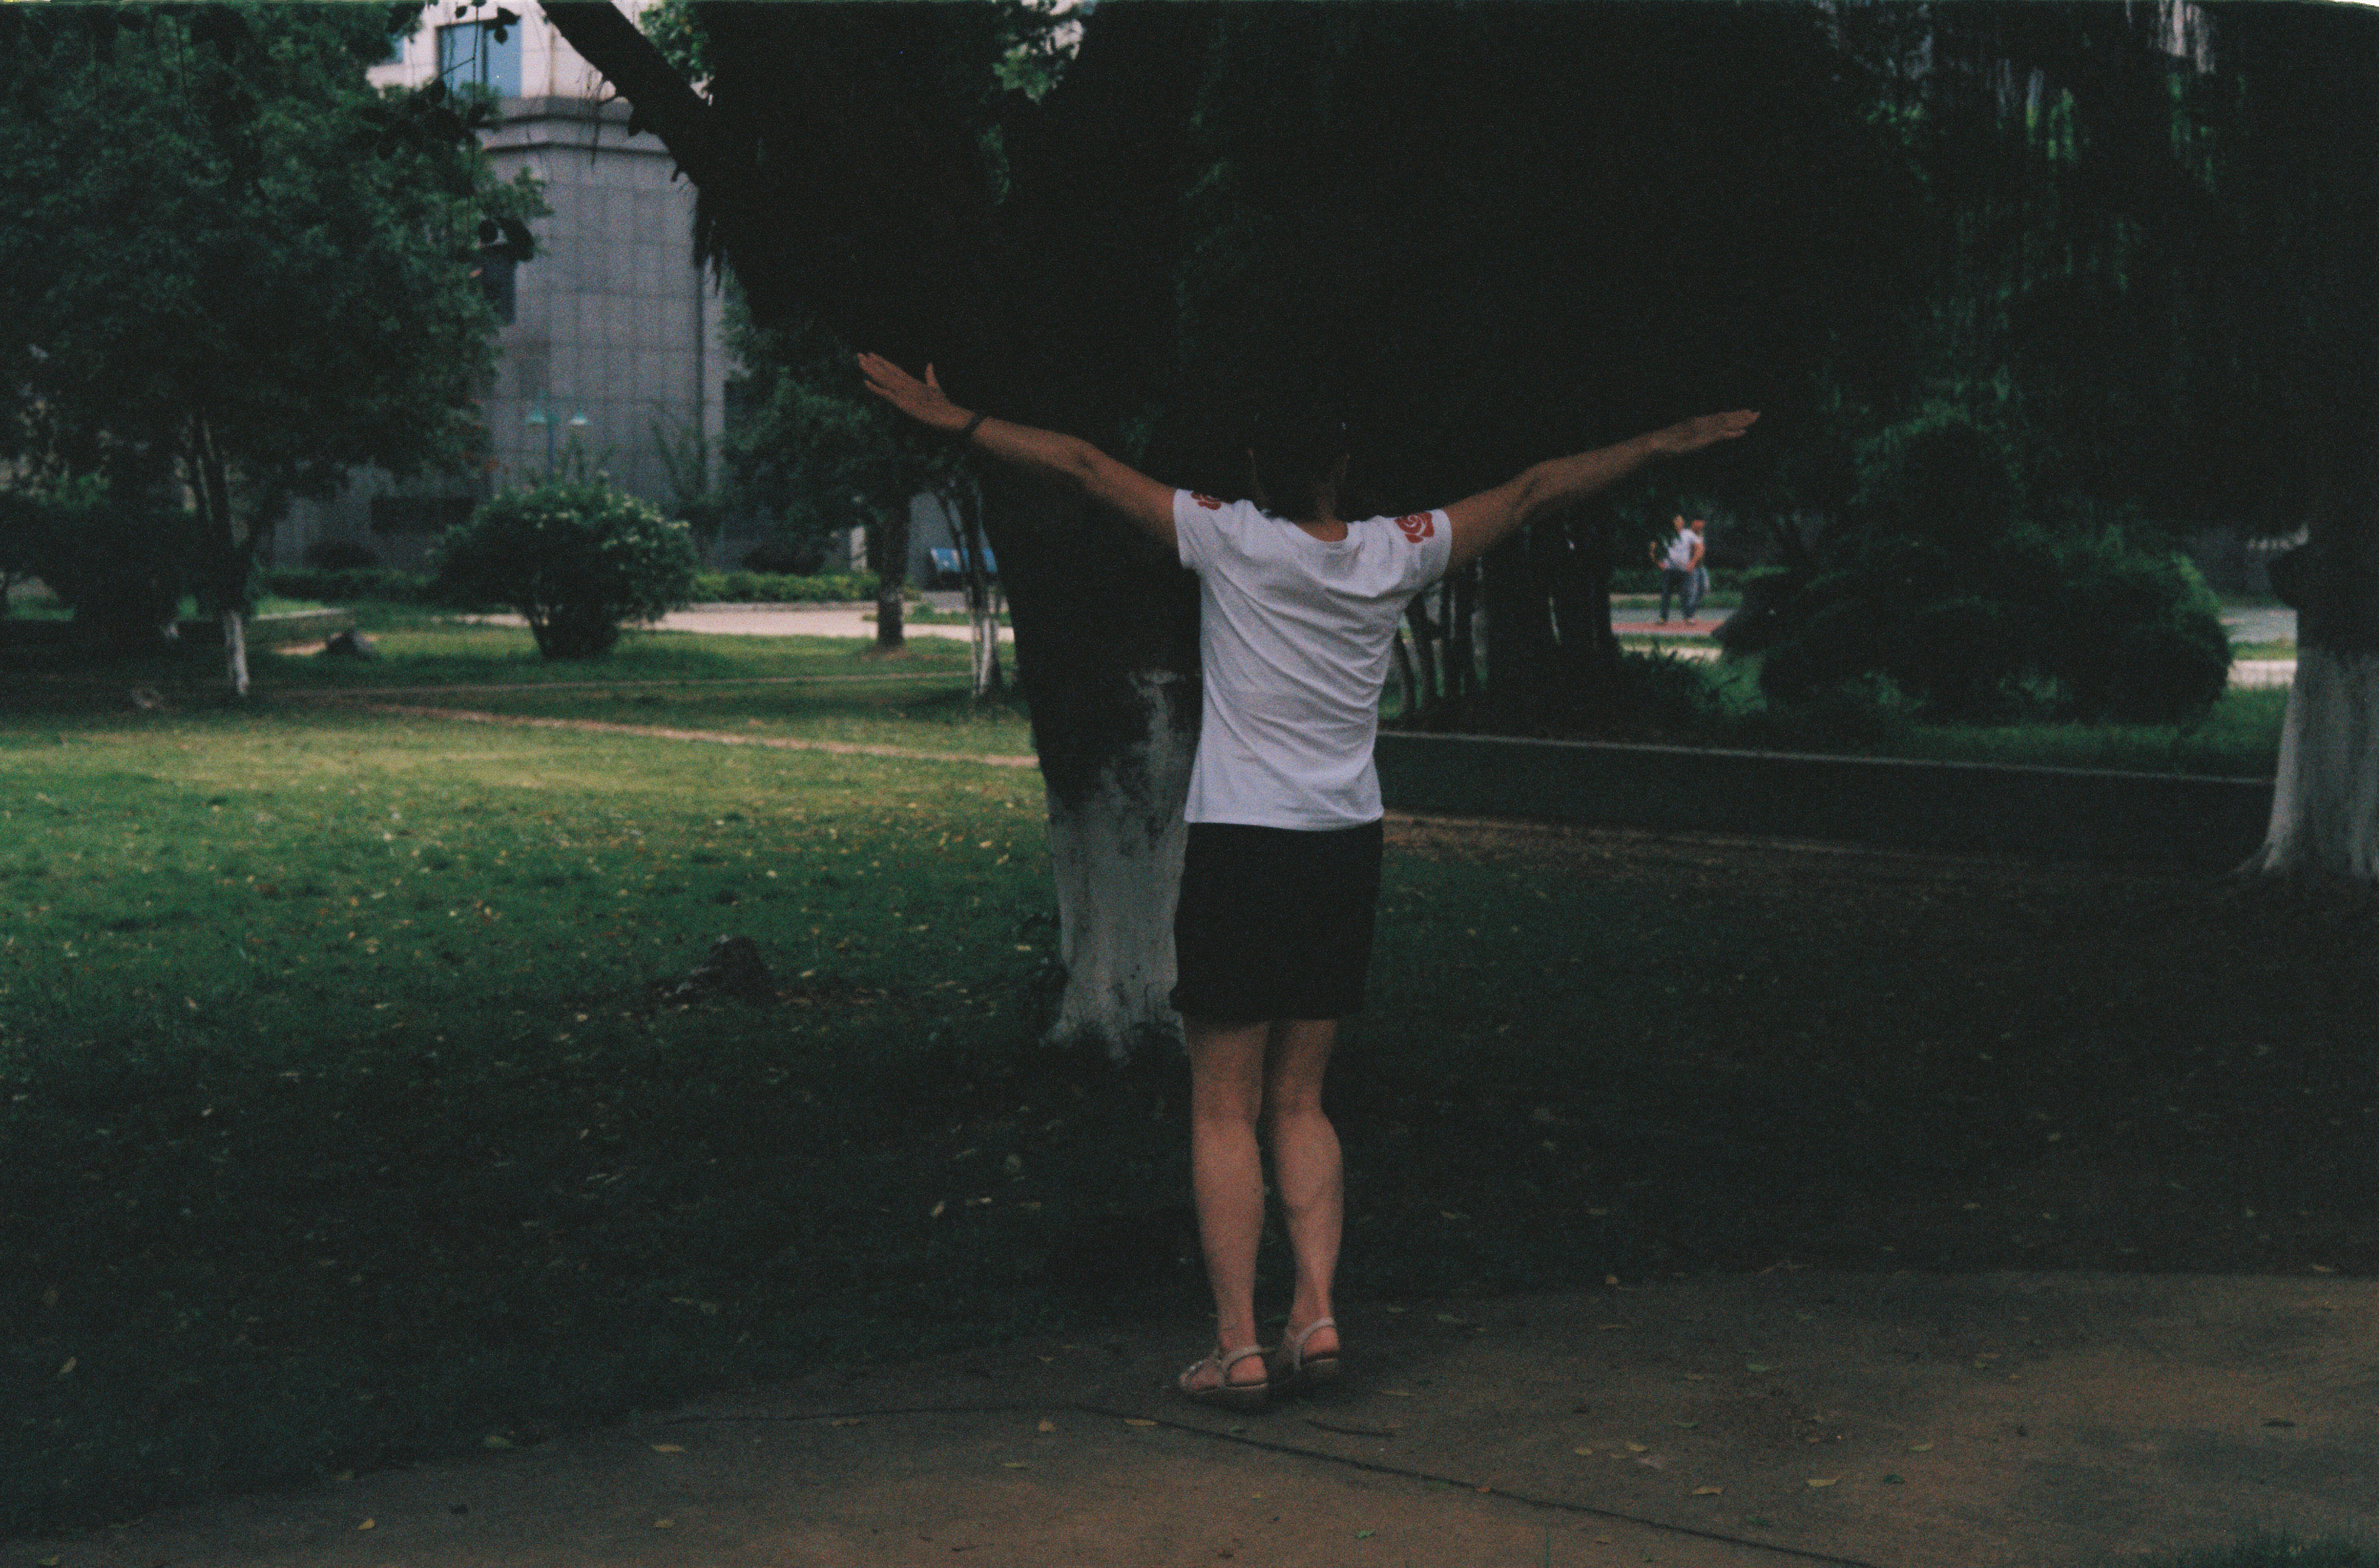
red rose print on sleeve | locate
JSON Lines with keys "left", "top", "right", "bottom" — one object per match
{"left": 1395, "top": 511, "right": 1435, "bottom": 542}
{"left": 1192, "top": 492, "right": 1225, "bottom": 511}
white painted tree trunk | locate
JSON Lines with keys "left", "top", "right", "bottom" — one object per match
{"left": 2245, "top": 647, "right": 2379, "bottom": 882}
{"left": 222, "top": 609, "right": 250, "bottom": 698}
{"left": 1041, "top": 669, "right": 1194, "bottom": 1058}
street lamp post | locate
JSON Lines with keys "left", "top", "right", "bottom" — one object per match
{"left": 524, "top": 399, "right": 590, "bottom": 475}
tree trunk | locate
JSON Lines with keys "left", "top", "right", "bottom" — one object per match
{"left": 983, "top": 472, "right": 1201, "bottom": 1055}
{"left": 952, "top": 480, "right": 1003, "bottom": 698}
{"left": 873, "top": 503, "right": 908, "bottom": 650}
{"left": 2245, "top": 529, "right": 2379, "bottom": 883}
{"left": 188, "top": 415, "right": 253, "bottom": 696}
{"left": 1039, "top": 668, "right": 1197, "bottom": 1058}
{"left": 222, "top": 609, "right": 250, "bottom": 698}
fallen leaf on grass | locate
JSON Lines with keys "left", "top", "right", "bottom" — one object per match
{"left": 1745, "top": 1362, "right": 1778, "bottom": 1373}
{"left": 1671, "top": 1421, "right": 1699, "bottom": 1429}
{"left": 357, "top": 1519, "right": 375, "bottom": 1531}
{"left": 828, "top": 1418, "right": 864, "bottom": 1428}
{"left": 1037, "top": 1419, "right": 1055, "bottom": 1432}
{"left": 483, "top": 1434, "right": 512, "bottom": 1449}
{"left": 651, "top": 1443, "right": 686, "bottom": 1453}
{"left": 1355, "top": 1530, "right": 1376, "bottom": 1539}
{"left": 653, "top": 1519, "right": 674, "bottom": 1529}
{"left": 1123, "top": 1418, "right": 1157, "bottom": 1428}
{"left": 1692, "top": 1486, "right": 1723, "bottom": 1496}
{"left": 1806, "top": 1477, "right": 1838, "bottom": 1488}
{"left": 55, "top": 1358, "right": 74, "bottom": 1378}
{"left": 1001, "top": 1462, "right": 1029, "bottom": 1469}
{"left": 1908, "top": 1442, "right": 1934, "bottom": 1452}
{"left": 1623, "top": 1441, "right": 1648, "bottom": 1453}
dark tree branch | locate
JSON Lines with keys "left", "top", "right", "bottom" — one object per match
{"left": 538, "top": 2, "right": 731, "bottom": 187}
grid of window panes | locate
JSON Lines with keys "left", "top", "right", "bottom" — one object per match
{"left": 437, "top": 21, "right": 522, "bottom": 98}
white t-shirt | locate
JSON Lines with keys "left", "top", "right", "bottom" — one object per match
{"left": 1174, "top": 488, "right": 1453, "bottom": 829}
{"left": 1663, "top": 530, "right": 1697, "bottom": 570}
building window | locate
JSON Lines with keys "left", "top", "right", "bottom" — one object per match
{"left": 438, "top": 21, "right": 521, "bottom": 99}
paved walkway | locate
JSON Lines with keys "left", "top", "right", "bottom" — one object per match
{"left": 10, "top": 1272, "right": 2369, "bottom": 1568}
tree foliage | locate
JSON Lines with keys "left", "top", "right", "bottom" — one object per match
{"left": 0, "top": 1, "right": 542, "bottom": 647}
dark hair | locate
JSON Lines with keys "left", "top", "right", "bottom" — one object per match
{"left": 1247, "top": 410, "right": 1350, "bottom": 522}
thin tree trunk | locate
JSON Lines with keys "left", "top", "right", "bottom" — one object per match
{"left": 874, "top": 502, "right": 908, "bottom": 650}
{"left": 222, "top": 609, "right": 250, "bottom": 698}
{"left": 1446, "top": 565, "right": 1479, "bottom": 708}
{"left": 1405, "top": 593, "right": 1441, "bottom": 716}
{"left": 953, "top": 480, "right": 1002, "bottom": 697}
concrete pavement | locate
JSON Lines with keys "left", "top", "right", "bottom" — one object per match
{"left": 9, "top": 1272, "right": 2370, "bottom": 1568}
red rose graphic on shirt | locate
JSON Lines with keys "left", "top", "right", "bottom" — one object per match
{"left": 1192, "top": 492, "right": 1225, "bottom": 511}
{"left": 1395, "top": 511, "right": 1434, "bottom": 542}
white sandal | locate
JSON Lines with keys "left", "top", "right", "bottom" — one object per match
{"left": 1178, "top": 1344, "right": 1270, "bottom": 1410}
{"left": 1270, "top": 1316, "right": 1340, "bottom": 1391}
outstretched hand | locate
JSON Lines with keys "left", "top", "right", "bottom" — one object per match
{"left": 856, "top": 353, "right": 970, "bottom": 435}
{"left": 1652, "top": 410, "right": 1760, "bottom": 458}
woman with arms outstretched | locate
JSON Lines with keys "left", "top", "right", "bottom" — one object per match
{"left": 859, "top": 352, "right": 1755, "bottom": 1407}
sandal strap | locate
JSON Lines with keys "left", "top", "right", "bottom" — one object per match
{"left": 1285, "top": 1317, "right": 1335, "bottom": 1355}
{"left": 1183, "top": 1344, "right": 1268, "bottom": 1382}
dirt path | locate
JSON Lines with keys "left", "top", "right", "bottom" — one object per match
{"left": 320, "top": 699, "right": 1043, "bottom": 769}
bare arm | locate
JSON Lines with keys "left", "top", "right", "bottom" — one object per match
{"left": 1443, "top": 411, "right": 1758, "bottom": 575}
{"left": 857, "top": 353, "right": 1177, "bottom": 552}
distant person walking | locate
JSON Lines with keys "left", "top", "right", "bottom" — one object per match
{"left": 1651, "top": 513, "right": 1705, "bottom": 623}
{"left": 858, "top": 350, "right": 1755, "bottom": 1408}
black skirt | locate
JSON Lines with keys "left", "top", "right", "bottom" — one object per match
{"left": 1170, "top": 818, "right": 1384, "bottom": 1024}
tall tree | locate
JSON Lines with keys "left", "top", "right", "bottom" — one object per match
{"left": 1832, "top": 1, "right": 2379, "bottom": 883}
{"left": 542, "top": 0, "right": 1921, "bottom": 1049}
{"left": 0, "top": 1, "right": 540, "bottom": 688}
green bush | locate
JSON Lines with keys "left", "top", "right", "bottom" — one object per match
{"left": 1736, "top": 410, "right": 2230, "bottom": 725}
{"left": 433, "top": 483, "right": 697, "bottom": 658}
{"left": 1753, "top": 525, "right": 2230, "bottom": 725}
{"left": 691, "top": 569, "right": 881, "bottom": 603}
{"left": 1, "top": 477, "right": 195, "bottom": 649}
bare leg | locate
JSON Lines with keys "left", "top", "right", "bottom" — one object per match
{"left": 1184, "top": 1015, "right": 1271, "bottom": 1386}
{"left": 1263, "top": 1018, "right": 1342, "bottom": 1364}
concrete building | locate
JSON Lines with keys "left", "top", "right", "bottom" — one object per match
{"left": 275, "top": 1, "right": 730, "bottom": 570}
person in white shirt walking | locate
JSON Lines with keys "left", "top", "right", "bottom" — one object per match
{"left": 859, "top": 351, "right": 1755, "bottom": 1407}
{"left": 1651, "top": 512, "right": 1708, "bottom": 624}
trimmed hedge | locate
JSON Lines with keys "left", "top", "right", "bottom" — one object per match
{"left": 260, "top": 565, "right": 885, "bottom": 609}
{"left": 1609, "top": 565, "right": 1758, "bottom": 596}
{"left": 690, "top": 570, "right": 883, "bottom": 603}
{"left": 260, "top": 567, "right": 438, "bottom": 604}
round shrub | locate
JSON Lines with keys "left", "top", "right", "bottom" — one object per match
{"left": 1755, "top": 523, "right": 2231, "bottom": 725}
{"left": 434, "top": 483, "right": 696, "bottom": 658}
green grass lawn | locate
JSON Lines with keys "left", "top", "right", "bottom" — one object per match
{"left": 1, "top": 618, "right": 2365, "bottom": 1542}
